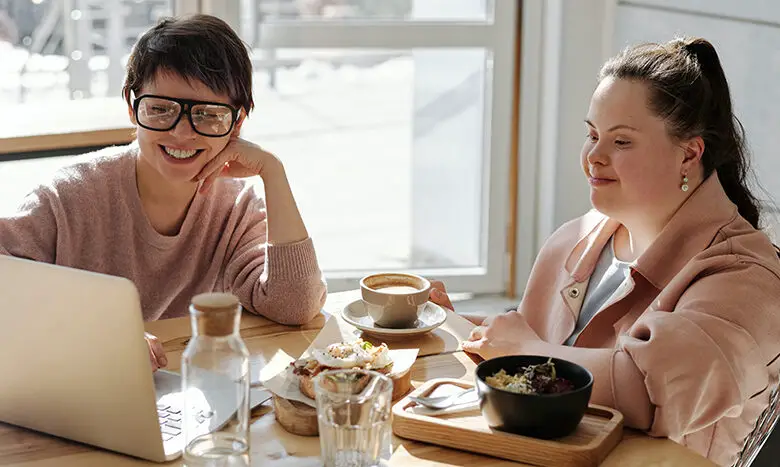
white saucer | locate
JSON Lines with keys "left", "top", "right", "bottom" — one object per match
{"left": 341, "top": 299, "right": 448, "bottom": 339}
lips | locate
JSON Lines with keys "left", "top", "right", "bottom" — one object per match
{"left": 587, "top": 172, "right": 617, "bottom": 187}
{"left": 158, "top": 144, "right": 205, "bottom": 164}
{"left": 161, "top": 145, "right": 202, "bottom": 159}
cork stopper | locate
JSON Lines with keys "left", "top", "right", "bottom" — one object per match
{"left": 190, "top": 293, "right": 241, "bottom": 337}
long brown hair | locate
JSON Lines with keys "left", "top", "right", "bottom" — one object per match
{"left": 599, "top": 37, "right": 761, "bottom": 229}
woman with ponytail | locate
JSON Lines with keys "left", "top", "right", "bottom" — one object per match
{"left": 441, "top": 37, "right": 780, "bottom": 465}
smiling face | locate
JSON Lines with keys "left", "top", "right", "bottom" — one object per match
{"left": 128, "top": 71, "right": 244, "bottom": 188}
{"left": 581, "top": 77, "right": 700, "bottom": 225}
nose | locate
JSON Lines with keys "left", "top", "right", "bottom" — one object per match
{"left": 586, "top": 141, "right": 609, "bottom": 166}
{"left": 168, "top": 112, "right": 197, "bottom": 139}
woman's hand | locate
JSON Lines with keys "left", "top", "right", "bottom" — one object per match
{"left": 194, "top": 137, "right": 280, "bottom": 193}
{"left": 144, "top": 332, "right": 168, "bottom": 372}
{"left": 194, "top": 137, "right": 310, "bottom": 245}
{"left": 429, "top": 280, "right": 454, "bottom": 311}
{"left": 461, "top": 310, "right": 541, "bottom": 360}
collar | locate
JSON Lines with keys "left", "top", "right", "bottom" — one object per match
{"left": 565, "top": 173, "right": 737, "bottom": 289}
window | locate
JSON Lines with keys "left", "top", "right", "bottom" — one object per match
{"left": 0, "top": 0, "right": 519, "bottom": 294}
{"left": 0, "top": 0, "right": 168, "bottom": 149}
{"left": 0, "top": 0, "right": 171, "bottom": 104}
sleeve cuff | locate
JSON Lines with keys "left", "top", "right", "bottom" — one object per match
{"left": 265, "top": 237, "right": 321, "bottom": 280}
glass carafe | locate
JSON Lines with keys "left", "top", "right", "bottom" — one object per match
{"left": 181, "top": 293, "right": 250, "bottom": 466}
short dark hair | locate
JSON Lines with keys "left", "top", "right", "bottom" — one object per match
{"left": 122, "top": 14, "right": 254, "bottom": 115}
{"left": 600, "top": 37, "right": 761, "bottom": 229}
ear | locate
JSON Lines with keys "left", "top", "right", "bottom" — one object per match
{"left": 231, "top": 110, "right": 246, "bottom": 138}
{"left": 126, "top": 92, "right": 137, "bottom": 125}
{"left": 680, "top": 135, "right": 704, "bottom": 174}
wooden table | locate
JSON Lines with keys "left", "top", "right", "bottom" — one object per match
{"left": 0, "top": 291, "right": 716, "bottom": 466}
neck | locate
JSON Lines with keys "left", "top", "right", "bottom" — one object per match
{"left": 614, "top": 215, "right": 668, "bottom": 263}
{"left": 614, "top": 179, "right": 702, "bottom": 262}
{"left": 135, "top": 155, "right": 198, "bottom": 206}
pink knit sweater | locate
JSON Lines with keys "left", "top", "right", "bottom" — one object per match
{"left": 0, "top": 145, "right": 327, "bottom": 324}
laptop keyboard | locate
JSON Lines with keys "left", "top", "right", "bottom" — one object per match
{"left": 157, "top": 404, "right": 182, "bottom": 441}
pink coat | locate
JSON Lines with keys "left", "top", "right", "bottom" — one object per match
{"left": 518, "top": 173, "right": 780, "bottom": 465}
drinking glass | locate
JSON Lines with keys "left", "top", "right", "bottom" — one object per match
{"left": 314, "top": 369, "right": 393, "bottom": 467}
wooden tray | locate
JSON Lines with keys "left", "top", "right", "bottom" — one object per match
{"left": 392, "top": 379, "right": 624, "bottom": 467}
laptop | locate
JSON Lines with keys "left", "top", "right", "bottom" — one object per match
{"left": 0, "top": 255, "right": 269, "bottom": 462}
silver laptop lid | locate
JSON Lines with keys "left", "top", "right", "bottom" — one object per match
{"left": 0, "top": 255, "right": 167, "bottom": 462}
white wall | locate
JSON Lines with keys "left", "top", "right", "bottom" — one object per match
{"left": 617, "top": 0, "right": 780, "bottom": 24}
{"left": 544, "top": 0, "right": 613, "bottom": 232}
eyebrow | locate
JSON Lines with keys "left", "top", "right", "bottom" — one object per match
{"left": 584, "top": 119, "right": 639, "bottom": 132}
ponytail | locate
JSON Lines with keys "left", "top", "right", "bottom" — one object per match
{"left": 684, "top": 39, "right": 761, "bottom": 229}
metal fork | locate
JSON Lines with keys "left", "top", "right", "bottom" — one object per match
{"left": 409, "top": 387, "right": 476, "bottom": 409}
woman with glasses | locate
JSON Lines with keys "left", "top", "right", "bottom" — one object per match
{"left": 0, "top": 15, "right": 327, "bottom": 371}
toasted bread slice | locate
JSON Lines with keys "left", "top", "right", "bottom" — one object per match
{"left": 299, "top": 374, "right": 317, "bottom": 400}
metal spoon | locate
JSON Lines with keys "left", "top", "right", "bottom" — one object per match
{"left": 409, "top": 387, "right": 476, "bottom": 409}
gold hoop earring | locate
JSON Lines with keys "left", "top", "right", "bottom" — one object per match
{"left": 681, "top": 175, "right": 689, "bottom": 192}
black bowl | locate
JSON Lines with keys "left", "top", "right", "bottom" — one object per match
{"left": 475, "top": 355, "right": 593, "bottom": 439}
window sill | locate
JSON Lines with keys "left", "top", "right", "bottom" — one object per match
{"left": 0, "top": 98, "right": 133, "bottom": 157}
{"left": 0, "top": 128, "right": 135, "bottom": 156}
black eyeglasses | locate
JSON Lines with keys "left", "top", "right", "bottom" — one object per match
{"left": 132, "top": 94, "right": 240, "bottom": 137}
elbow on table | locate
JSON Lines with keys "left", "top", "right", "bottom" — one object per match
{"left": 283, "top": 296, "right": 325, "bottom": 326}
{"left": 257, "top": 282, "right": 327, "bottom": 326}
